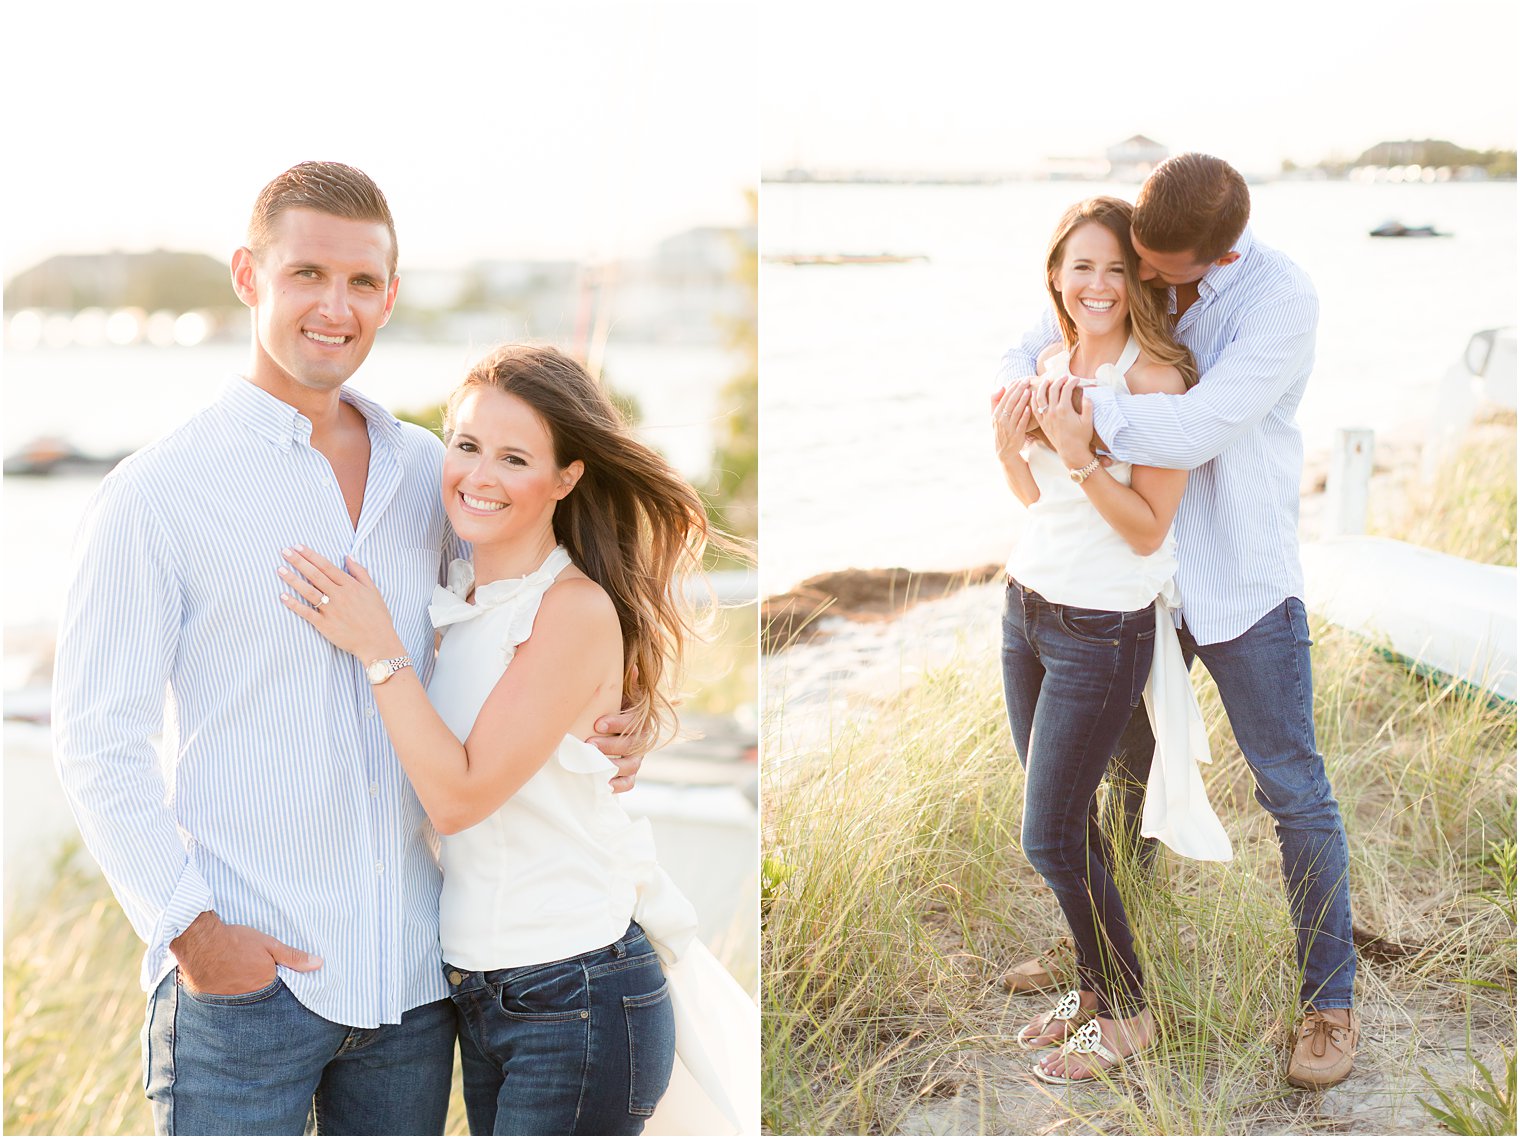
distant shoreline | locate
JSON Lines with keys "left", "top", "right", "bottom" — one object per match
{"left": 761, "top": 429, "right": 1436, "bottom": 652}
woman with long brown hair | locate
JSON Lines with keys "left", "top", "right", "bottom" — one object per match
{"left": 992, "top": 197, "right": 1230, "bottom": 1084}
{"left": 277, "top": 343, "right": 749, "bottom": 1134}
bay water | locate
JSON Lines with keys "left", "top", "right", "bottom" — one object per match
{"left": 759, "top": 179, "right": 1517, "bottom": 594}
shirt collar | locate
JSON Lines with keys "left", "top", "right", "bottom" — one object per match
{"left": 1196, "top": 225, "right": 1254, "bottom": 299}
{"left": 219, "top": 375, "right": 404, "bottom": 452}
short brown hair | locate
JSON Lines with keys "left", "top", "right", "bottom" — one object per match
{"left": 1132, "top": 153, "right": 1249, "bottom": 264}
{"left": 247, "top": 161, "right": 398, "bottom": 276}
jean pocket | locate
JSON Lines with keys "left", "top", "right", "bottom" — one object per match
{"left": 177, "top": 972, "right": 285, "bottom": 1007}
{"left": 1055, "top": 605, "right": 1126, "bottom": 646}
{"left": 623, "top": 980, "right": 674, "bottom": 1117}
{"left": 496, "top": 959, "right": 589, "bottom": 1022}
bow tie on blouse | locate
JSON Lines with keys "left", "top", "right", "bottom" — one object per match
{"left": 1041, "top": 352, "right": 1129, "bottom": 394}
{"left": 428, "top": 551, "right": 571, "bottom": 630}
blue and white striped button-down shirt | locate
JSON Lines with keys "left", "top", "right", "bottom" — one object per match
{"left": 998, "top": 228, "right": 1318, "bottom": 644}
{"left": 53, "top": 377, "right": 456, "bottom": 1028}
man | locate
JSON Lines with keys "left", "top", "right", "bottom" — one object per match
{"left": 996, "top": 153, "right": 1358, "bottom": 1090}
{"left": 53, "top": 162, "right": 645, "bottom": 1135}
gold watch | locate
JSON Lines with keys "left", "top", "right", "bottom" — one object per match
{"left": 366, "top": 655, "right": 413, "bottom": 685}
{"left": 1068, "top": 456, "right": 1101, "bottom": 483}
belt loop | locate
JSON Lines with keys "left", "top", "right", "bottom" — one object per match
{"left": 611, "top": 937, "right": 627, "bottom": 959}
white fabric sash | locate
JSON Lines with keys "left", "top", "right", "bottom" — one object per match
{"left": 1139, "top": 590, "right": 1233, "bottom": 861}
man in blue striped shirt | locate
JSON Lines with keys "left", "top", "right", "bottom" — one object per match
{"left": 53, "top": 162, "right": 645, "bottom": 1135}
{"left": 997, "top": 154, "right": 1358, "bottom": 1089}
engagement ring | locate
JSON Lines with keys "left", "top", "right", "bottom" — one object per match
{"left": 318, "top": 594, "right": 330, "bottom": 607}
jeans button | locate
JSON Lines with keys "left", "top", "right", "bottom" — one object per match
{"left": 447, "top": 970, "right": 463, "bottom": 985}
{"left": 580, "top": 1009, "right": 589, "bottom": 1019}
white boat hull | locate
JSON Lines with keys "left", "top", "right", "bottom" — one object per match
{"left": 1300, "top": 536, "right": 1516, "bottom": 703}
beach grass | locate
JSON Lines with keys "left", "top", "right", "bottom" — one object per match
{"left": 761, "top": 427, "right": 1517, "bottom": 1135}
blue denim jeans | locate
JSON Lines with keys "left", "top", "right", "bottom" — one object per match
{"left": 143, "top": 970, "right": 455, "bottom": 1135}
{"left": 446, "top": 922, "right": 675, "bottom": 1136}
{"left": 1001, "top": 579, "right": 1156, "bottom": 1018}
{"left": 1107, "top": 597, "right": 1356, "bottom": 1009}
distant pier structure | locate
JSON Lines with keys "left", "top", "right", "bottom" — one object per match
{"left": 1106, "top": 135, "right": 1169, "bottom": 181}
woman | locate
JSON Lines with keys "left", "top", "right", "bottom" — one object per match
{"left": 992, "top": 196, "right": 1229, "bottom": 1084}
{"left": 277, "top": 344, "right": 749, "bottom": 1134}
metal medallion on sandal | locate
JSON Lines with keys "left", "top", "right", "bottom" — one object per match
{"left": 1015, "top": 988, "right": 1093, "bottom": 1049}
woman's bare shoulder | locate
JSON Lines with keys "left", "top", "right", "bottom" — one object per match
{"left": 1036, "top": 341, "right": 1064, "bottom": 370}
{"left": 1126, "top": 356, "right": 1187, "bottom": 396}
{"left": 541, "top": 572, "right": 618, "bottom": 632}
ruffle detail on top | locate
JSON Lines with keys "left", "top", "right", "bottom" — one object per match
{"left": 1038, "top": 335, "right": 1140, "bottom": 396}
{"left": 428, "top": 548, "right": 574, "bottom": 668}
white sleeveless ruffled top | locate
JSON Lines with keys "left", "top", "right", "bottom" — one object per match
{"left": 1004, "top": 338, "right": 1178, "bottom": 610}
{"left": 427, "top": 546, "right": 700, "bottom": 970}
{"left": 1005, "top": 338, "right": 1233, "bottom": 863}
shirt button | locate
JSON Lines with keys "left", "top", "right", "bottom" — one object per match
{"left": 369, "top": 783, "right": 379, "bottom": 798}
{"left": 374, "top": 861, "right": 384, "bottom": 875}
{"left": 365, "top": 706, "right": 376, "bottom": 718}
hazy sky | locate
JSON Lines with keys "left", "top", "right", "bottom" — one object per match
{"left": 5, "top": 0, "right": 1513, "bottom": 280}
{"left": 2, "top": 1, "right": 757, "bottom": 276}
{"left": 759, "top": 0, "right": 1517, "bottom": 175}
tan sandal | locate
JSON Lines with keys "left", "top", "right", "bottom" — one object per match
{"left": 1001, "top": 936, "right": 1075, "bottom": 994}
{"left": 1016, "top": 988, "right": 1094, "bottom": 1050}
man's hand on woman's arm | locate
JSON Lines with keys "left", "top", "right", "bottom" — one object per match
{"left": 587, "top": 708, "right": 649, "bottom": 793}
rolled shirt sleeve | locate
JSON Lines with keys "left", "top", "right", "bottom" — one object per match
{"left": 52, "top": 471, "right": 214, "bottom": 988}
{"left": 1088, "top": 286, "right": 1319, "bottom": 471}
{"left": 995, "top": 308, "right": 1060, "bottom": 389}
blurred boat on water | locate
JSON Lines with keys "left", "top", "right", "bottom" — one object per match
{"left": 3, "top": 436, "right": 125, "bottom": 476}
{"left": 1369, "top": 219, "right": 1449, "bottom": 237}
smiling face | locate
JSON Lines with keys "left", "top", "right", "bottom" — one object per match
{"left": 1051, "top": 222, "right": 1130, "bottom": 339}
{"left": 232, "top": 208, "right": 398, "bottom": 399}
{"left": 442, "top": 387, "right": 583, "bottom": 555}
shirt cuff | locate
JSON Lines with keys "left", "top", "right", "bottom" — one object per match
{"left": 142, "top": 859, "right": 216, "bottom": 991}
{"left": 1086, "top": 387, "right": 1124, "bottom": 454}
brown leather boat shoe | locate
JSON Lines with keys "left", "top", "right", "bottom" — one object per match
{"left": 1000, "top": 936, "right": 1075, "bottom": 994}
{"left": 1286, "top": 1007, "right": 1359, "bottom": 1090}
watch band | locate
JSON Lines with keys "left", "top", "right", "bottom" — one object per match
{"left": 1069, "top": 456, "right": 1101, "bottom": 483}
{"left": 367, "top": 655, "right": 413, "bottom": 684}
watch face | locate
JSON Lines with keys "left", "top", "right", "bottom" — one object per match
{"left": 367, "top": 660, "right": 392, "bottom": 684}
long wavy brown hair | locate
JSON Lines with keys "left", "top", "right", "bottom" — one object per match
{"left": 445, "top": 343, "right": 734, "bottom": 745}
{"left": 1044, "top": 196, "right": 1198, "bottom": 388}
